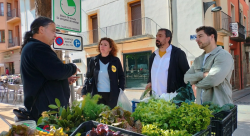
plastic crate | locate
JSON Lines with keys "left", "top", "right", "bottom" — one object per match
{"left": 229, "top": 105, "right": 237, "bottom": 132}
{"left": 211, "top": 111, "right": 233, "bottom": 136}
{"left": 210, "top": 105, "right": 237, "bottom": 136}
{"left": 71, "top": 121, "right": 212, "bottom": 136}
{"left": 70, "top": 121, "right": 145, "bottom": 136}
{"left": 131, "top": 101, "right": 140, "bottom": 112}
{"left": 193, "top": 125, "right": 212, "bottom": 136}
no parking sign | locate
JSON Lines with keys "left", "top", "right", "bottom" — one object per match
{"left": 53, "top": 33, "right": 83, "bottom": 51}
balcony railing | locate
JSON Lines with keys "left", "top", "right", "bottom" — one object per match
{"left": 8, "top": 37, "right": 20, "bottom": 48}
{"left": 214, "top": 11, "right": 231, "bottom": 34}
{"left": 7, "top": 9, "right": 20, "bottom": 21}
{"left": 230, "top": 22, "right": 245, "bottom": 42}
{"left": 82, "top": 17, "right": 161, "bottom": 45}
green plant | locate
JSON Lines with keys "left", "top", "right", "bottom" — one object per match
{"left": 37, "top": 94, "right": 109, "bottom": 134}
{"left": 202, "top": 101, "right": 235, "bottom": 115}
{"left": 142, "top": 124, "right": 191, "bottom": 136}
{"left": 202, "top": 101, "right": 222, "bottom": 114}
{"left": 172, "top": 82, "right": 195, "bottom": 105}
{"left": 246, "top": 36, "right": 250, "bottom": 43}
{"left": 81, "top": 93, "right": 110, "bottom": 121}
{"left": 98, "top": 106, "right": 142, "bottom": 133}
{"left": 131, "top": 98, "right": 176, "bottom": 129}
{"left": 37, "top": 98, "right": 85, "bottom": 134}
{"left": 168, "top": 102, "right": 213, "bottom": 134}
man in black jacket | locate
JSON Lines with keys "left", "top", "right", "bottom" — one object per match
{"left": 145, "top": 28, "right": 189, "bottom": 95}
{"left": 20, "top": 17, "right": 80, "bottom": 121}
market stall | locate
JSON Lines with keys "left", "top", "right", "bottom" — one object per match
{"left": 0, "top": 83, "right": 237, "bottom": 136}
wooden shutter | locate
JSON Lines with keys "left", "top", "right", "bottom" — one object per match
{"left": 130, "top": 2, "right": 142, "bottom": 36}
{"left": 91, "top": 15, "right": 98, "bottom": 43}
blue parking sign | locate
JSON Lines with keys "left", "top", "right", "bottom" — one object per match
{"left": 190, "top": 35, "right": 197, "bottom": 40}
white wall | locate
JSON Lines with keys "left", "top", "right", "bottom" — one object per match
{"left": 81, "top": 0, "right": 125, "bottom": 32}
{"left": 81, "top": 0, "right": 170, "bottom": 31}
{"left": 144, "top": 0, "right": 170, "bottom": 29}
{"left": 79, "top": 0, "right": 171, "bottom": 74}
{"left": 173, "top": 0, "right": 204, "bottom": 64}
{"left": 20, "top": 0, "right": 36, "bottom": 41}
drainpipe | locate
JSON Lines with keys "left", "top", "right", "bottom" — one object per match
{"left": 24, "top": 0, "right": 28, "bottom": 31}
{"left": 238, "top": 0, "right": 240, "bottom": 24}
{"left": 238, "top": 0, "right": 243, "bottom": 89}
{"left": 169, "top": 0, "right": 173, "bottom": 31}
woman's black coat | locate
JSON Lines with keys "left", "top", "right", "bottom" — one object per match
{"left": 82, "top": 54, "right": 125, "bottom": 108}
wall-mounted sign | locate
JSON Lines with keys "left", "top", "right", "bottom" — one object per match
{"left": 190, "top": 35, "right": 197, "bottom": 40}
{"left": 53, "top": 32, "right": 83, "bottom": 51}
{"left": 52, "top": 0, "right": 81, "bottom": 33}
{"left": 230, "top": 23, "right": 238, "bottom": 37}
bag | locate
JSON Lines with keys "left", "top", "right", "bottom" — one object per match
{"left": 86, "top": 77, "right": 94, "bottom": 94}
{"left": 117, "top": 88, "right": 132, "bottom": 112}
{"left": 13, "top": 108, "right": 34, "bottom": 121}
{"left": 13, "top": 81, "right": 47, "bottom": 121}
{"left": 84, "top": 57, "right": 97, "bottom": 94}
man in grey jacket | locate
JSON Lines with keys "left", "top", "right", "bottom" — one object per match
{"left": 184, "top": 26, "right": 234, "bottom": 106}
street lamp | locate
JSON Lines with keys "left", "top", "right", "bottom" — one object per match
{"left": 203, "top": 1, "right": 222, "bottom": 16}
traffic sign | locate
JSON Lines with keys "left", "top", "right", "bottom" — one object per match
{"left": 52, "top": 0, "right": 81, "bottom": 33}
{"left": 53, "top": 33, "right": 83, "bottom": 51}
{"left": 55, "top": 37, "right": 64, "bottom": 46}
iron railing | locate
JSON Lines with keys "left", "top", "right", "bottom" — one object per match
{"left": 214, "top": 11, "right": 231, "bottom": 32}
{"left": 8, "top": 37, "right": 20, "bottom": 48}
{"left": 238, "top": 23, "right": 245, "bottom": 40}
{"left": 0, "top": 11, "right": 3, "bottom": 16}
{"left": 81, "top": 17, "right": 161, "bottom": 45}
{"left": 7, "top": 9, "right": 20, "bottom": 20}
{"left": 230, "top": 22, "right": 245, "bottom": 41}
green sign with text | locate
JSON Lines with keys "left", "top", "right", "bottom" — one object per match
{"left": 52, "top": 0, "right": 81, "bottom": 33}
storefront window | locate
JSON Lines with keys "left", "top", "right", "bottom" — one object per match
{"left": 123, "top": 51, "right": 151, "bottom": 89}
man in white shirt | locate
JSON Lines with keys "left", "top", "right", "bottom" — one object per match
{"left": 146, "top": 28, "right": 189, "bottom": 96}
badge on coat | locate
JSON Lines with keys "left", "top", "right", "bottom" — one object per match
{"left": 112, "top": 65, "right": 117, "bottom": 72}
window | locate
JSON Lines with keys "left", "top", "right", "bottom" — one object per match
{"left": 240, "top": 9, "right": 243, "bottom": 25}
{"left": 30, "top": 0, "right": 35, "bottom": 10}
{"left": 231, "top": 4, "right": 235, "bottom": 22}
{"left": 7, "top": 3, "right": 11, "bottom": 17}
{"left": 123, "top": 51, "right": 151, "bottom": 88}
{"left": 130, "top": 1, "right": 142, "bottom": 36}
{"left": 0, "top": 30, "right": 5, "bottom": 43}
{"left": 90, "top": 15, "right": 98, "bottom": 43}
{"left": 244, "top": 16, "right": 247, "bottom": 27}
{"left": 8, "top": 30, "right": 13, "bottom": 43}
{"left": 0, "top": 3, "right": 3, "bottom": 16}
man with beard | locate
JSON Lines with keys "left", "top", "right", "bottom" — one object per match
{"left": 145, "top": 28, "right": 189, "bottom": 96}
{"left": 184, "top": 26, "right": 233, "bottom": 106}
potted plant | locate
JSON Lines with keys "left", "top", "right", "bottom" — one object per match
{"left": 246, "top": 36, "right": 250, "bottom": 43}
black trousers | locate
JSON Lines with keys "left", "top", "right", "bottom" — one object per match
{"left": 97, "top": 92, "right": 112, "bottom": 108}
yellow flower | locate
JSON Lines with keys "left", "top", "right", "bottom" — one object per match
{"left": 41, "top": 111, "right": 49, "bottom": 118}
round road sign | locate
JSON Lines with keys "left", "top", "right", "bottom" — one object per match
{"left": 55, "top": 37, "right": 64, "bottom": 46}
{"left": 74, "top": 39, "right": 81, "bottom": 48}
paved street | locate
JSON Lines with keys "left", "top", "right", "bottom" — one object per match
{"left": 232, "top": 88, "right": 250, "bottom": 136}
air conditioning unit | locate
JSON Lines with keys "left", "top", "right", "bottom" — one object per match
{"left": 73, "top": 59, "right": 81, "bottom": 63}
